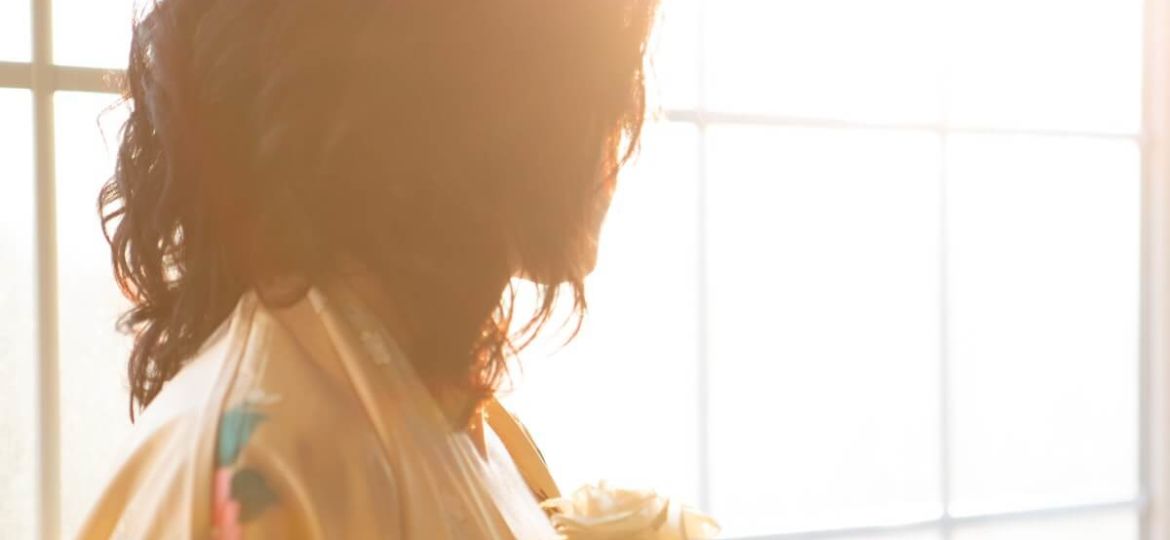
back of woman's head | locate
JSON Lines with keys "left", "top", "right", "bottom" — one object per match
{"left": 102, "top": 0, "right": 660, "bottom": 416}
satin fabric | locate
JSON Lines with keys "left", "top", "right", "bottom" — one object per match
{"left": 78, "top": 284, "right": 560, "bottom": 539}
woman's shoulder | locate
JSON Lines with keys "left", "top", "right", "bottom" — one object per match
{"left": 127, "top": 291, "right": 356, "bottom": 444}
{"left": 79, "top": 291, "right": 389, "bottom": 539}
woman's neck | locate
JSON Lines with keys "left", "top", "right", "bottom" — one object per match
{"left": 334, "top": 256, "right": 504, "bottom": 456}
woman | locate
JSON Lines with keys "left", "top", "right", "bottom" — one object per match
{"left": 80, "top": 0, "right": 716, "bottom": 538}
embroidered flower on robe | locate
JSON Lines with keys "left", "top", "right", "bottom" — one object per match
{"left": 212, "top": 404, "right": 278, "bottom": 538}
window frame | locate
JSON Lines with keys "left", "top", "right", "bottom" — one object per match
{"left": 1141, "top": 0, "right": 1170, "bottom": 538}
{"left": 1, "top": 0, "right": 1165, "bottom": 537}
{"left": 672, "top": 1, "right": 1156, "bottom": 538}
{"left": 1, "top": 4, "right": 120, "bottom": 540}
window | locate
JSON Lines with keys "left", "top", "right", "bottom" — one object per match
{"left": 1, "top": 2, "right": 137, "bottom": 538}
{"left": 0, "top": 88, "right": 36, "bottom": 540}
{"left": 53, "top": 91, "right": 133, "bottom": 538}
{"left": 0, "top": 1, "right": 1162, "bottom": 539}
{"left": 505, "top": 1, "right": 1152, "bottom": 539}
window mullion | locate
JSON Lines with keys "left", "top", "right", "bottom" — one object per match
{"left": 939, "top": 3, "right": 956, "bottom": 539}
{"left": 0, "top": 61, "right": 32, "bottom": 88}
{"left": 31, "top": 0, "right": 60, "bottom": 538}
{"left": 1140, "top": 0, "right": 1170, "bottom": 538}
{"left": 695, "top": 0, "right": 712, "bottom": 516}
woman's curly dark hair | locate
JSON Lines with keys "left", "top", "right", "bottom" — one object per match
{"left": 101, "top": 0, "right": 659, "bottom": 419}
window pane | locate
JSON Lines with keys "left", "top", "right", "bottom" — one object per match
{"left": 947, "top": 0, "right": 1143, "bottom": 133}
{"left": 0, "top": 89, "right": 36, "bottom": 540}
{"left": 503, "top": 122, "right": 702, "bottom": 507}
{"left": 952, "top": 509, "right": 1137, "bottom": 540}
{"left": 0, "top": 0, "right": 30, "bottom": 61}
{"left": 706, "top": 127, "right": 942, "bottom": 536}
{"left": 705, "top": 0, "right": 943, "bottom": 123}
{"left": 947, "top": 135, "right": 1140, "bottom": 515}
{"left": 53, "top": 0, "right": 135, "bottom": 68}
{"left": 647, "top": 0, "right": 698, "bottom": 111}
{"left": 55, "top": 91, "right": 134, "bottom": 538}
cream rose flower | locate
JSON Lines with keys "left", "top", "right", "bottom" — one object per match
{"left": 541, "top": 482, "right": 720, "bottom": 540}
